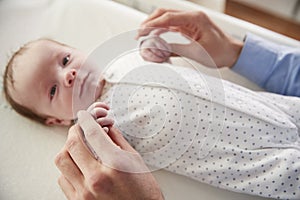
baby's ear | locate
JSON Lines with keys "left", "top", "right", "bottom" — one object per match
{"left": 45, "top": 117, "right": 71, "bottom": 126}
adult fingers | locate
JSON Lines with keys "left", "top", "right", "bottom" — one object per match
{"left": 145, "top": 12, "right": 190, "bottom": 29}
{"left": 78, "top": 111, "right": 150, "bottom": 173}
{"left": 64, "top": 124, "right": 103, "bottom": 180}
{"left": 77, "top": 110, "right": 120, "bottom": 165}
{"left": 107, "top": 126, "right": 136, "bottom": 153}
{"left": 58, "top": 175, "right": 75, "bottom": 200}
{"left": 148, "top": 27, "right": 169, "bottom": 36}
{"left": 137, "top": 9, "right": 176, "bottom": 38}
{"left": 55, "top": 145, "right": 84, "bottom": 191}
{"left": 137, "top": 11, "right": 189, "bottom": 38}
{"left": 141, "top": 8, "right": 179, "bottom": 25}
{"left": 169, "top": 42, "right": 215, "bottom": 67}
{"left": 105, "top": 127, "right": 151, "bottom": 173}
{"left": 138, "top": 10, "right": 210, "bottom": 40}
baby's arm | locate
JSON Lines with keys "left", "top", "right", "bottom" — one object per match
{"left": 87, "top": 102, "right": 114, "bottom": 133}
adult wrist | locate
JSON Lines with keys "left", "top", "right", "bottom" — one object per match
{"left": 226, "top": 37, "right": 244, "bottom": 68}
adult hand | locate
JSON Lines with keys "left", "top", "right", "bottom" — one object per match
{"left": 137, "top": 9, "right": 243, "bottom": 68}
{"left": 55, "top": 110, "right": 164, "bottom": 200}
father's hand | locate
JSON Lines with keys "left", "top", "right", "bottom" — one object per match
{"left": 137, "top": 9, "right": 243, "bottom": 68}
{"left": 55, "top": 110, "right": 164, "bottom": 200}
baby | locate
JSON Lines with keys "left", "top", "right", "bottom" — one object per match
{"left": 3, "top": 39, "right": 113, "bottom": 127}
{"left": 3, "top": 37, "right": 300, "bottom": 199}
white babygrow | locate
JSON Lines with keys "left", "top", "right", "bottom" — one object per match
{"left": 98, "top": 63, "right": 300, "bottom": 199}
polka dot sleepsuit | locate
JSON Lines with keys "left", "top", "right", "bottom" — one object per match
{"left": 99, "top": 63, "right": 300, "bottom": 199}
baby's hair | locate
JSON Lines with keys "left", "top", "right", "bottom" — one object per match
{"left": 3, "top": 38, "right": 67, "bottom": 125}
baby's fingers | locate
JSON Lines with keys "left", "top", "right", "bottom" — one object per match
{"left": 96, "top": 118, "right": 114, "bottom": 133}
{"left": 89, "top": 107, "right": 108, "bottom": 119}
{"left": 141, "top": 48, "right": 167, "bottom": 63}
{"left": 96, "top": 118, "right": 114, "bottom": 127}
{"left": 87, "top": 102, "right": 110, "bottom": 113}
{"left": 153, "top": 40, "right": 171, "bottom": 58}
{"left": 103, "top": 127, "right": 109, "bottom": 133}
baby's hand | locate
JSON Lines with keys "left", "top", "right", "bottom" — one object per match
{"left": 139, "top": 35, "right": 171, "bottom": 63}
{"left": 87, "top": 102, "right": 114, "bottom": 133}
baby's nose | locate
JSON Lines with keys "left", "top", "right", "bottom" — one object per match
{"left": 64, "top": 69, "right": 77, "bottom": 87}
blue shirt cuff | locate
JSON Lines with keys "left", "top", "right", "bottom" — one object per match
{"left": 232, "top": 33, "right": 277, "bottom": 88}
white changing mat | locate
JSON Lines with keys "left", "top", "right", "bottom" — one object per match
{"left": 0, "top": 0, "right": 295, "bottom": 199}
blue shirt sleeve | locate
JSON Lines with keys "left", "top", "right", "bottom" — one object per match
{"left": 232, "top": 33, "right": 300, "bottom": 97}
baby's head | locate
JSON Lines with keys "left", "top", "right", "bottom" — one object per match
{"left": 3, "top": 39, "right": 104, "bottom": 126}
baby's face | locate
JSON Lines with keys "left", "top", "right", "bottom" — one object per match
{"left": 11, "top": 40, "right": 104, "bottom": 125}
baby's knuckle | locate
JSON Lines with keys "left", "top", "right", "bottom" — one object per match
{"left": 109, "top": 118, "right": 114, "bottom": 124}
{"left": 99, "top": 107, "right": 108, "bottom": 115}
{"left": 89, "top": 102, "right": 97, "bottom": 108}
{"left": 96, "top": 102, "right": 109, "bottom": 109}
{"left": 87, "top": 102, "right": 101, "bottom": 111}
{"left": 89, "top": 109, "right": 96, "bottom": 117}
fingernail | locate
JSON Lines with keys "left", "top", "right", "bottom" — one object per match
{"left": 103, "top": 127, "right": 109, "bottom": 133}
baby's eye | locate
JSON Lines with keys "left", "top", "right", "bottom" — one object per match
{"left": 50, "top": 85, "right": 57, "bottom": 100}
{"left": 62, "top": 55, "right": 70, "bottom": 66}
